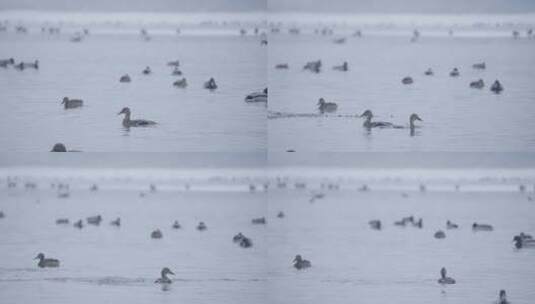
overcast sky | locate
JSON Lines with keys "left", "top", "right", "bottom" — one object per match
{"left": 0, "top": 0, "right": 534, "bottom": 13}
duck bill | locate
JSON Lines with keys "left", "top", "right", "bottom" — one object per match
{"left": 169, "top": 270, "right": 175, "bottom": 275}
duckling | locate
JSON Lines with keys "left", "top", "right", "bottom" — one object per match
{"left": 151, "top": 229, "right": 163, "bottom": 239}
{"left": 472, "top": 62, "right": 486, "bottom": 69}
{"left": 34, "top": 253, "right": 60, "bottom": 268}
{"left": 472, "top": 223, "right": 493, "bottom": 231}
{"left": 61, "top": 97, "right": 83, "bottom": 109}
{"left": 317, "top": 98, "right": 337, "bottom": 113}
{"left": 446, "top": 220, "right": 459, "bottom": 229}
{"left": 197, "top": 222, "right": 207, "bottom": 231}
{"left": 424, "top": 68, "right": 434, "bottom": 76}
{"left": 118, "top": 107, "right": 157, "bottom": 127}
{"left": 490, "top": 80, "right": 503, "bottom": 93}
{"left": 110, "top": 217, "right": 121, "bottom": 227}
{"left": 449, "top": 68, "right": 460, "bottom": 77}
{"left": 155, "top": 267, "right": 174, "bottom": 284}
{"left": 402, "top": 76, "right": 413, "bottom": 84}
{"left": 333, "top": 61, "right": 348, "bottom": 71}
{"left": 437, "top": 267, "right": 455, "bottom": 284}
{"left": 434, "top": 230, "right": 446, "bottom": 239}
{"left": 173, "top": 78, "right": 187, "bottom": 88}
{"left": 142, "top": 66, "right": 151, "bottom": 75}
{"left": 204, "top": 78, "right": 217, "bottom": 90}
{"left": 469, "top": 79, "right": 485, "bottom": 89}
{"left": 293, "top": 255, "right": 311, "bottom": 270}
{"left": 251, "top": 217, "right": 266, "bottom": 224}
{"left": 369, "top": 220, "right": 381, "bottom": 230}
{"left": 86, "top": 215, "right": 102, "bottom": 225}
{"left": 119, "top": 74, "right": 131, "bottom": 83}
{"left": 172, "top": 220, "right": 181, "bottom": 229}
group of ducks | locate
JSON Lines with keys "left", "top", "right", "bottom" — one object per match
{"left": 55, "top": 214, "right": 120, "bottom": 229}
{"left": 0, "top": 57, "right": 39, "bottom": 70}
{"left": 277, "top": 59, "right": 349, "bottom": 73}
{"left": 404, "top": 62, "right": 504, "bottom": 94}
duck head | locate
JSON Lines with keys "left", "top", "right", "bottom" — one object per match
{"left": 440, "top": 267, "right": 447, "bottom": 278}
{"left": 317, "top": 98, "right": 325, "bottom": 106}
{"left": 118, "top": 107, "right": 131, "bottom": 116}
{"left": 410, "top": 113, "right": 422, "bottom": 123}
{"left": 34, "top": 253, "right": 45, "bottom": 260}
{"left": 360, "top": 110, "right": 373, "bottom": 119}
{"left": 61, "top": 97, "right": 69, "bottom": 105}
{"left": 293, "top": 255, "right": 303, "bottom": 263}
{"left": 161, "top": 267, "right": 175, "bottom": 277}
{"left": 499, "top": 290, "right": 506, "bottom": 299}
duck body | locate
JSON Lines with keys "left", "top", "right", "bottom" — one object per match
{"left": 151, "top": 229, "right": 163, "bottom": 239}
{"left": 369, "top": 220, "right": 382, "bottom": 230}
{"left": 62, "top": 97, "right": 83, "bottom": 109}
{"left": 450, "top": 68, "right": 460, "bottom": 77}
{"left": 142, "top": 66, "right": 151, "bottom": 75}
{"left": 245, "top": 88, "right": 267, "bottom": 103}
{"left": 119, "top": 74, "right": 131, "bottom": 83}
{"left": 87, "top": 215, "right": 102, "bottom": 225}
{"left": 293, "top": 255, "right": 311, "bottom": 270}
{"left": 277, "top": 211, "right": 285, "bottom": 218}
{"left": 172, "top": 221, "right": 181, "bottom": 229}
{"left": 110, "top": 217, "right": 121, "bottom": 226}
{"left": 233, "top": 232, "right": 245, "bottom": 242}
{"left": 472, "top": 62, "right": 486, "bottom": 69}
{"left": 472, "top": 223, "right": 493, "bottom": 231}
{"left": 514, "top": 235, "right": 535, "bottom": 249}
{"left": 424, "top": 68, "right": 434, "bottom": 76}
{"left": 240, "top": 237, "right": 253, "bottom": 248}
{"left": 434, "top": 230, "right": 446, "bottom": 239}
{"left": 402, "top": 76, "right": 413, "bottom": 84}
{"left": 303, "top": 60, "right": 321, "bottom": 73}
{"left": 167, "top": 60, "right": 179, "bottom": 67}
{"left": 317, "top": 98, "right": 337, "bottom": 113}
{"left": 333, "top": 61, "right": 348, "bottom": 71}
{"left": 275, "top": 63, "right": 289, "bottom": 69}
{"left": 118, "top": 107, "right": 157, "bottom": 127}
{"left": 446, "top": 220, "right": 459, "bottom": 229}
{"left": 470, "top": 79, "right": 485, "bottom": 89}
{"left": 197, "top": 222, "right": 207, "bottom": 231}
{"left": 251, "top": 217, "right": 266, "bottom": 224}
{"left": 35, "top": 253, "right": 60, "bottom": 268}
{"left": 171, "top": 67, "right": 182, "bottom": 75}
{"left": 173, "top": 78, "right": 187, "bottom": 88}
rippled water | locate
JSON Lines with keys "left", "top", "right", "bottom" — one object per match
{"left": 0, "top": 30, "right": 267, "bottom": 152}
{"left": 268, "top": 33, "right": 535, "bottom": 152}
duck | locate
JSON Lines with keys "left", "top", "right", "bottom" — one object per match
{"left": 317, "top": 98, "right": 337, "bottom": 113}
{"left": 434, "top": 230, "right": 446, "bottom": 239}
{"left": 401, "top": 76, "right": 413, "bottom": 84}
{"left": 118, "top": 107, "right": 157, "bottom": 127}
{"left": 119, "top": 74, "right": 131, "bottom": 83}
{"left": 245, "top": 88, "right": 267, "bottom": 103}
{"left": 333, "top": 61, "right": 348, "bottom": 71}
{"left": 171, "top": 67, "right": 182, "bottom": 75}
{"left": 23, "top": 60, "right": 39, "bottom": 69}
{"left": 73, "top": 219, "right": 83, "bottom": 229}
{"left": 369, "top": 220, "right": 382, "bottom": 230}
{"left": 142, "top": 66, "right": 151, "bottom": 75}
{"left": 275, "top": 63, "right": 289, "bottom": 69}
{"left": 173, "top": 78, "right": 187, "bottom": 88}
{"left": 293, "top": 255, "right": 311, "bottom": 270}
{"left": 155, "top": 267, "right": 174, "bottom": 284}
{"left": 497, "top": 290, "right": 510, "bottom": 304}
{"left": 277, "top": 211, "right": 285, "bottom": 218}
{"left": 251, "top": 217, "right": 266, "bottom": 224}
{"left": 61, "top": 97, "right": 83, "bottom": 109}
{"left": 55, "top": 218, "right": 69, "bottom": 225}
{"left": 472, "top": 223, "right": 493, "bottom": 231}
{"left": 490, "top": 80, "right": 503, "bottom": 93}
{"left": 172, "top": 220, "right": 181, "bottom": 229}
{"left": 197, "top": 222, "right": 207, "bottom": 231}
{"left": 469, "top": 79, "right": 485, "bottom": 89}
{"left": 14, "top": 62, "right": 25, "bottom": 70}
{"left": 413, "top": 218, "right": 423, "bottom": 228}
{"left": 151, "top": 229, "right": 163, "bottom": 239}
{"left": 51, "top": 143, "right": 67, "bottom": 152}
{"left": 204, "top": 78, "right": 217, "bottom": 90}
{"left": 240, "top": 237, "right": 253, "bottom": 248}
{"left": 110, "top": 217, "right": 121, "bottom": 227}
{"left": 360, "top": 110, "right": 396, "bottom": 128}
{"left": 87, "top": 215, "right": 102, "bottom": 225}
{"left": 472, "top": 62, "right": 486, "bottom": 69}
{"left": 449, "top": 68, "right": 460, "bottom": 77}
{"left": 303, "top": 60, "right": 321, "bottom": 73}
{"left": 0, "top": 58, "right": 14, "bottom": 67}
{"left": 233, "top": 232, "right": 245, "bottom": 242}
{"left": 516, "top": 232, "right": 533, "bottom": 240}
{"left": 35, "top": 253, "right": 60, "bottom": 268}
{"left": 446, "top": 220, "right": 459, "bottom": 229}
{"left": 167, "top": 60, "right": 179, "bottom": 67}
{"left": 437, "top": 267, "right": 455, "bottom": 284}
{"left": 424, "top": 68, "right": 434, "bottom": 76}
{"left": 513, "top": 235, "right": 535, "bottom": 249}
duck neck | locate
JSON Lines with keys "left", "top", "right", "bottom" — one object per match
{"left": 123, "top": 112, "right": 131, "bottom": 124}
{"left": 410, "top": 119, "right": 415, "bottom": 130}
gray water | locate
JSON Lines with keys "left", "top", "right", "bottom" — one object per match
{"left": 268, "top": 33, "right": 535, "bottom": 152}
{"left": 0, "top": 30, "right": 267, "bottom": 152}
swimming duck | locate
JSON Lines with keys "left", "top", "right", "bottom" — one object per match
{"left": 449, "top": 68, "right": 460, "bottom": 77}
{"left": 0, "top": 58, "right": 14, "bottom": 67}
{"left": 369, "top": 220, "right": 382, "bottom": 230}
{"left": 35, "top": 253, "right": 60, "bottom": 268}
{"left": 142, "top": 66, "right": 151, "bottom": 75}
{"left": 472, "top": 223, "right": 493, "bottom": 231}
{"left": 360, "top": 110, "right": 395, "bottom": 128}
{"left": 424, "top": 68, "right": 434, "bottom": 76}
{"left": 446, "top": 220, "right": 459, "bottom": 229}
{"left": 197, "top": 222, "right": 207, "bottom": 231}
{"left": 240, "top": 237, "right": 253, "bottom": 248}
{"left": 110, "top": 217, "right": 121, "bottom": 227}
{"left": 413, "top": 218, "right": 423, "bottom": 228}
{"left": 497, "top": 290, "right": 510, "bottom": 304}
{"left": 119, "top": 74, "right": 131, "bottom": 83}
{"left": 303, "top": 60, "right": 321, "bottom": 73}
{"left": 171, "top": 67, "right": 182, "bottom": 75}
{"left": 23, "top": 60, "right": 39, "bottom": 69}
{"left": 74, "top": 219, "right": 83, "bottom": 229}
{"left": 490, "top": 80, "right": 503, "bottom": 93}
{"left": 151, "top": 229, "right": 163, "bottom": 239}
{"left": 333, "top": 37, "right": 346, "bottom": 44}
{"left": 275, "top": 63, "right": 289, "bottom": 69}
{"left": 173, "top": 78, "right": 187, "bottom": 88}
{"left": 317, "top": 98, "right": 338, "bottom": 113}
{"left": 87, "top": 215, "right": 102, "bottom": 225}
{"left": 245, "top": 88, "right": 267, "bottom": 103}
{"left": 172, "top": 221, "right": 181, "bottom": 229}
{"left": 155, "top": 267, "right": 174, "bottom": 284}
{"left": 167, "top": 60, "right": 179, "bottom": 67}
{"left": 204, "top": 78, "right": 217, "bottom": 90}
{"left": 277, "top": 211, "right": 285, "bottom": 218}
{"left": 61, "top": 97, "right": 83, "bottom": 109}
{"left": 51, "top": 143, "right": 67, "bottom": 152}
{"left": 56, "top": 218, "right": 69, "bottom": 224}
{"left": 434, "top": 230, "right": 446, "bottom": 239}
{"left": 333, "top": 61, "right": 348, "bottom": 71}
{"left": 402, "top": 76, "right": 413, "bottom": 84}
{"left": 469, "top": 79, "right": 485, "bottom": 89}
{"left": 516, "top": 232, "right": 533, "bottom": 240}
{"left": 118, "top": 107, "right": 157, "bottom": 127}
{"left": 252, "top": 217, "right": 266, "bottom": 224}
{"left": 293, "top": 255, "right": 311, "bottom": 270}
{"left": 438, "top": 267, "right": 455, "bottom": 284}
{"left": 513, "top": 235, "right": 535, "bottom": 249}
{"left": 14, "top": 62, "right": 25, "bottom": 70}
{"left": 472, "top": 62, "right": 486, "bottom": 69}
{"left": 233, "top": 232, "right": 245, "bottom": 242}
